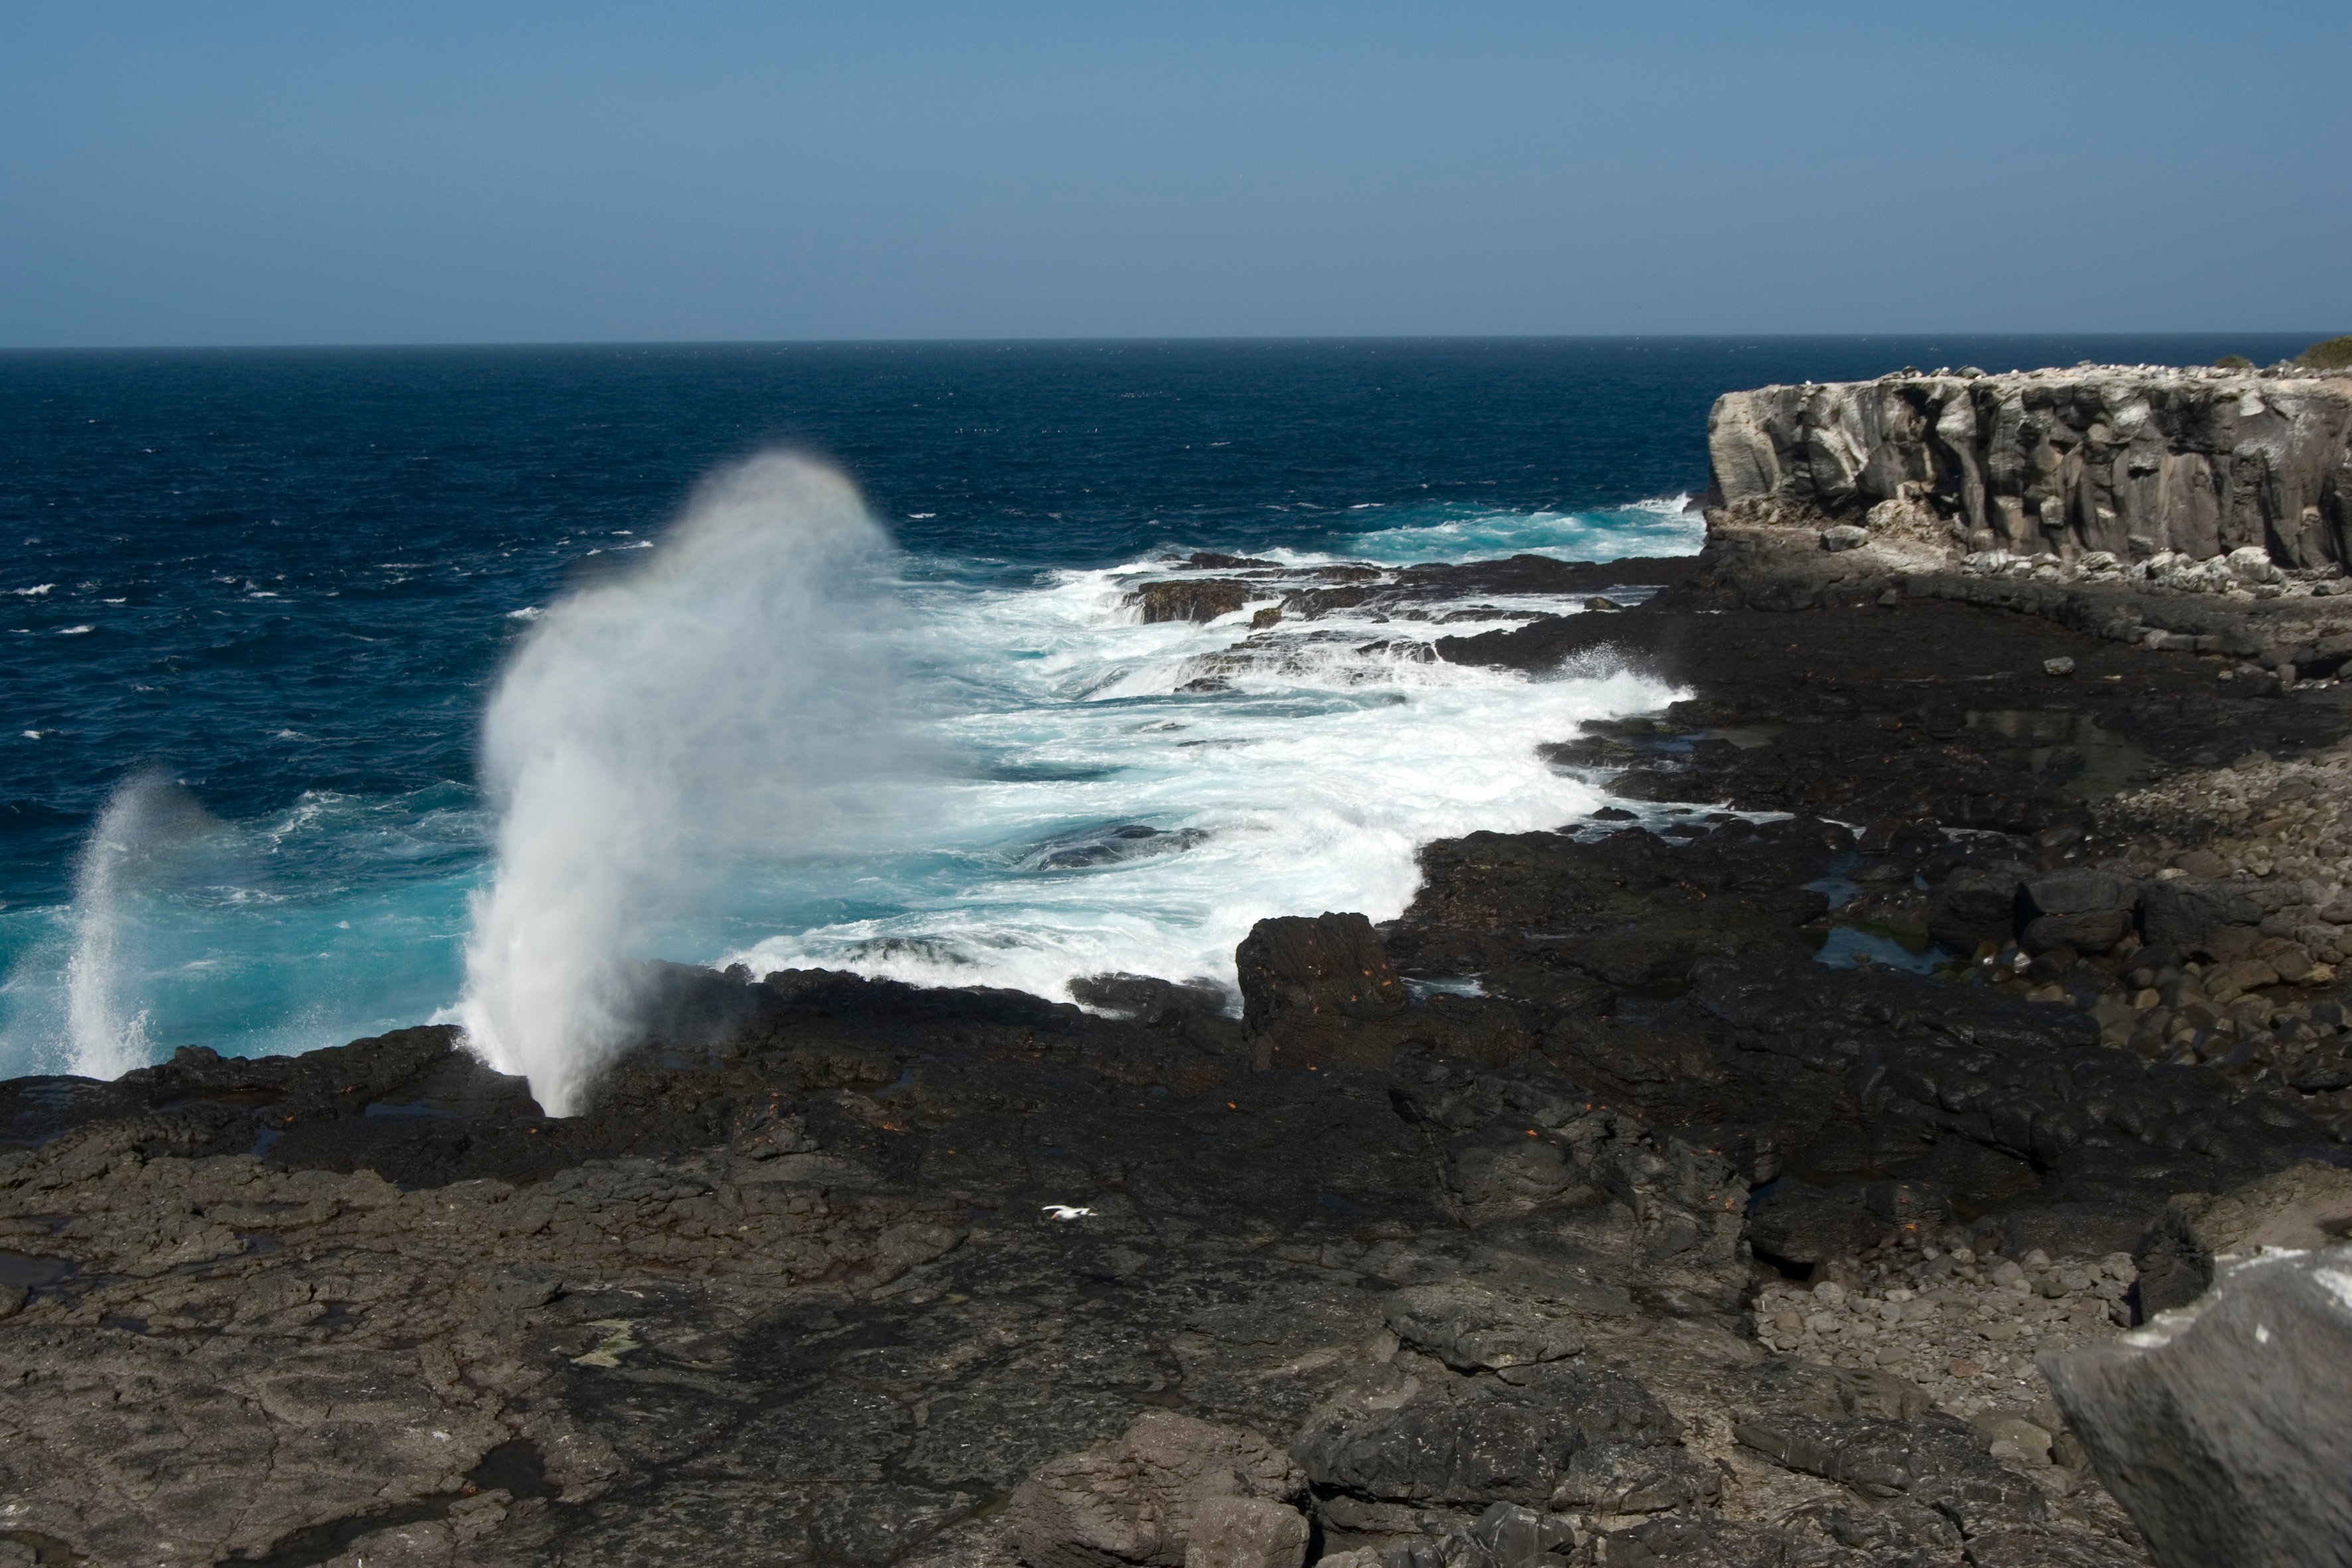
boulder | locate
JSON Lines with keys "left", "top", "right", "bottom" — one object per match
{"left": 1069, "top": 973, "right": 1231, "bottom": 1027}
{"left": 2043, "top": 1243, "right": 2352, "bottom": 1568}
{"left": 2138, "top": 878, "right": 2261, "bottom": 962}
{"left": 1128, "top": 578, "right": 1255, "bottom": 624}
{"left": 1179, "top": 1496, "right": 1307, "bottom": 1568}
{"left": 1926, "top": 868, "right": 2021, "bottom": 951}
{"left": 2017, "top": 870, "right": 2138, "bottom": 955}
{"left": 1007, "top": 1413, "right": 1305, "bottom": 1568}
{"left": 1233, "top": 913, "right": 1406, "bottom": 1032}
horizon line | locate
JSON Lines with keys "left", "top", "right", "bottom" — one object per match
{"left": 0, "top": 329, "right": 2335, "bottom": 356}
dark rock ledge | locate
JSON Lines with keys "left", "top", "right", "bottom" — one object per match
{"left": 9, "top": 499, "right": 2352, "bottom": 1563}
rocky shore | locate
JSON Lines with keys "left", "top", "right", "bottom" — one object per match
{"left": 8, "top": 372, "right": 2352, "bottom": 1566}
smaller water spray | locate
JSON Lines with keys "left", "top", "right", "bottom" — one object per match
{"left": 66, "top": 771, "right": 211, "bottom": 1079}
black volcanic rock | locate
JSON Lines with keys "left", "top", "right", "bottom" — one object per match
{"left": 1234, "top": 912, "right": 1407, "bottom": 1032}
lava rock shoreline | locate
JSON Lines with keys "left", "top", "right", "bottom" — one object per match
{"left": 7, "top": 528, "right": 2352, "bottom": 1565}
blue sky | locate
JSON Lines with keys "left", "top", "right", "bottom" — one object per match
{"left": 1, "top": 2, "right": 2344, "bottom": 345}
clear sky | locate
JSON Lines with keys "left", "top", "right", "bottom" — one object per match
{"left": 1, "top": 2, "right": 2344, "bottom": 347}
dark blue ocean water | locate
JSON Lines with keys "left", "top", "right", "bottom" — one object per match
{"left": 0, "top": 335, "right": 2312, "bottom": 1078}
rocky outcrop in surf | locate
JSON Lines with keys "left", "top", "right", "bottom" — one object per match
{"left": 1707, "top": 364, "right": 2352, "bottom": 571}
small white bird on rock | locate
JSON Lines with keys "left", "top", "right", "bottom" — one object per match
{"left": 1041, "top": 1204, "right": 1094, "bottom": 1221}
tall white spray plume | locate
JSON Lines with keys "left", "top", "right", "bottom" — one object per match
{"left": 459, "top": 454, "right": 900, "bottom": 1115}
{"left": 66, "top": 771, "right": 212, "bottom": 1079}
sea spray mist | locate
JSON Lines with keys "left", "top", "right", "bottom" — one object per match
{"left": 459, "top": 454, "right": 902, "bottom": 1115}
{"left": 65, "top": 771, "right": 216, "bottom": 1079}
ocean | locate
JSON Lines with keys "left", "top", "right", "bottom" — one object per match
{"left": 0, "top": 335, "right": 2314, "bottom": 1085}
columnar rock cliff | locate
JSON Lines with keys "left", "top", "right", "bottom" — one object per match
{"left": 1707, "top": 365, "right": 2352, "bottom": 570}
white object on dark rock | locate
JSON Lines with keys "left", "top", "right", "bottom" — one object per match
{"left": 1042, "top": 1204, "right": 1095, "bottom": 1221}
{"left": 2043, "top": 655, "right": 2075, "bottom": 676}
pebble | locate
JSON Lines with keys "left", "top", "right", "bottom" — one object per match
{"left": 1751, "top": 1245, "right": 2138, "bottom": 1426}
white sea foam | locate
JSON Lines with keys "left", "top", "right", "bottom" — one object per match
{"left": 725, "top": 548, "right": 1680, "bottom": 1004}
{"left": 458, "top": 453, "right": 903, "bottom": 1115}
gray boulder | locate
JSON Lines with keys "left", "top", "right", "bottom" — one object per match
{"left": 2017, "top": 870, "right": 2138, "bottom": 956}
{"left": 2136, "top": 877, "right": 2262, "bottom": 962}
{"left": 1180, "top": 1495, "right": 1307, "bottom": 1568}
{"left": 1007, "top": 1413, "right": 1306, "bottom": 1568}
{"left": 2043, "top": 1242, "right": 2352, "bottom": 1568}
{"left": 1926, "top": 868, "right": 2022, "bottom": 953}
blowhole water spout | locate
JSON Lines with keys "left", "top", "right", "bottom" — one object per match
{"left": 457, "top": 454, "right": 901, "bottom": 1115}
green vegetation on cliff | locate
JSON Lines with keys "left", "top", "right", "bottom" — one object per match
{"left": 2300, "top": 335, "right": 2352, "bottom": 370}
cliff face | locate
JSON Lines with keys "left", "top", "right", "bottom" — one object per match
{"left": 1708, "top": 365, "right": 2352, "bottom": 570}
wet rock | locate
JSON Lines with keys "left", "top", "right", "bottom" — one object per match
{"left": 1129, "top": 579, "right": 1256, "bottom": 624}
{"left": 1070, "top": 973, "right": 1233, "bottom": 1028}
{"left": 1006, "top": 1413, "right": 1305, "bottom": 1568}
{"left": 2045, "top": 1243, "right": 2352, "bottom": 1568}
{"left": 1234, "top": 913, "right": 1407, "bottom": 1032}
